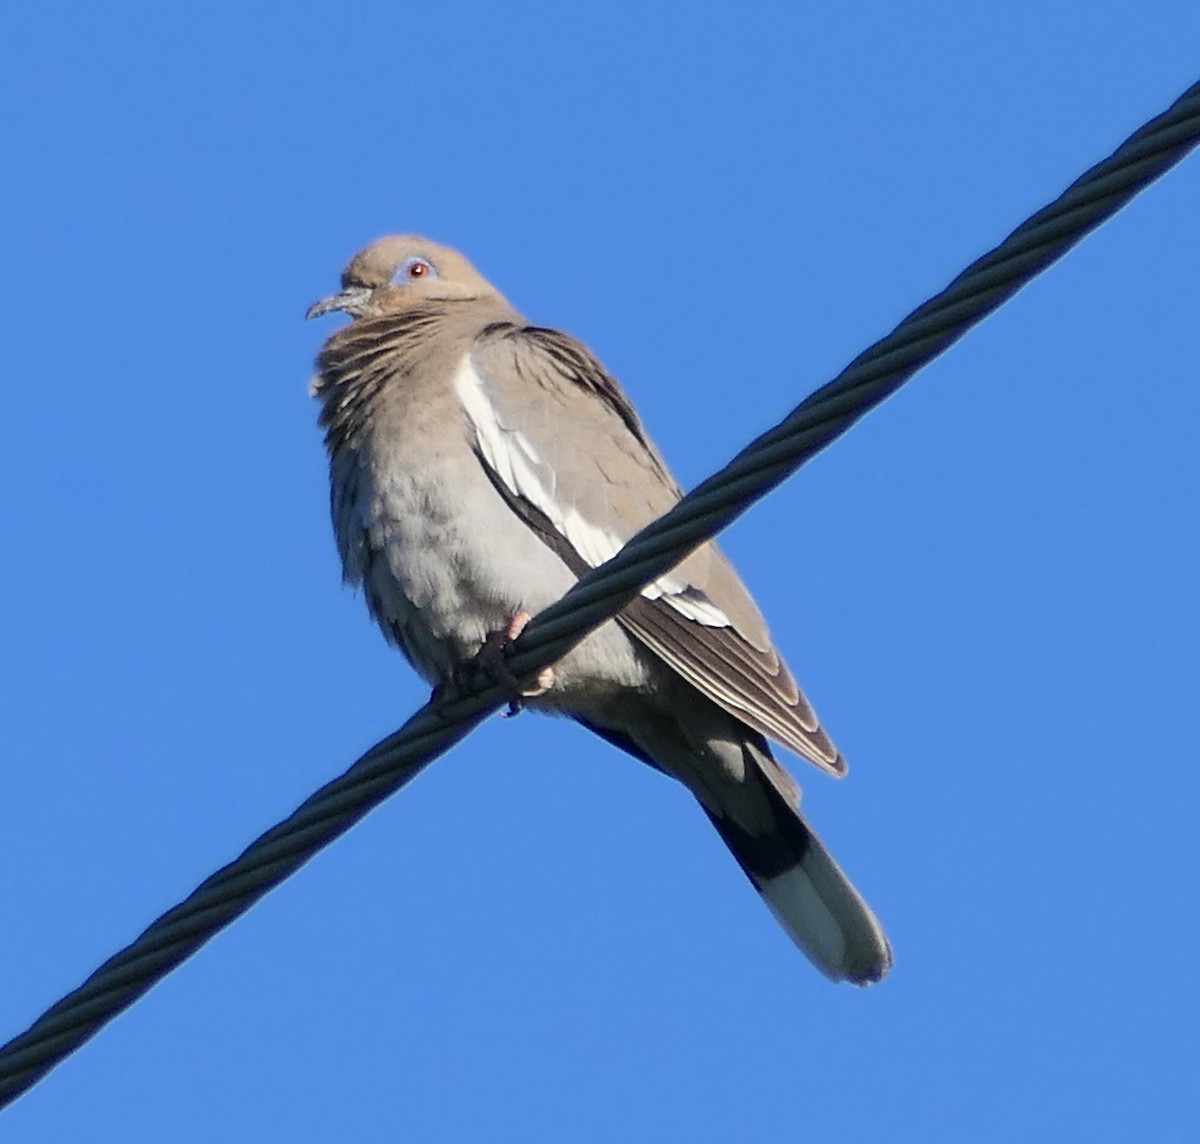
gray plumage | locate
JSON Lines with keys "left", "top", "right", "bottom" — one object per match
{"left": 308, "top": 236, "right": 892, "bottom": 984}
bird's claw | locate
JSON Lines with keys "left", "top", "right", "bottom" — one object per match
{"left": 432, "top": 610, "right": 554, "bottom": 716}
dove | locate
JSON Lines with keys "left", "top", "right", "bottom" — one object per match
{"left": 308, "top": 237, "right": 891, "bottom": 983}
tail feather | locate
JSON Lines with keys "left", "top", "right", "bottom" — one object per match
{"left": 705, "top": 790, "right": 891, "bottom": 985}
{"left": 574, "top": 709, "right": 891, "bottom": 984}
{"left": 757, "top": 820, "right": 891, "bottom": 984}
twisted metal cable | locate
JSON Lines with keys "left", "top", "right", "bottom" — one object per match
{"left": 2, "top": 78, "right": 1197, "bottom": 1109}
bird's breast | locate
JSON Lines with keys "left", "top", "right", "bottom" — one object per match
{"left": 328, "top": 388, "right": 649, "bottom": 700}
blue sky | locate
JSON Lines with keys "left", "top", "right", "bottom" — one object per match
{"left": 2, "top": 3, "right": 1198, "bottom": 1140}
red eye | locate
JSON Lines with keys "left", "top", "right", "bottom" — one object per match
{"left": 392, "top": 258, "right": 437, "bottom": 286}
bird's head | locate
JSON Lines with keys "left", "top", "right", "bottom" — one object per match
{"left": 306, "top": 236, "right": 502, "bottom": 321}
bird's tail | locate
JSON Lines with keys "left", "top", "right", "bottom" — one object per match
{"left": 704, "top": 753, "right": 892, "bottom": 985}
{"left": 574, "top": 710, "right": 891, "bottom": 983}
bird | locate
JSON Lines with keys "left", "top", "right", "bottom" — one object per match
{"left": 307, "top": 236, "right": 892, "bottom": 984}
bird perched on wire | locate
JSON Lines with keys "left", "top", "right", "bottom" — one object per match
{"left": 307, "top": 237, "right": 891, "bottom": 984}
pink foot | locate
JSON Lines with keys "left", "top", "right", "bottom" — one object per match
{"left": 431, "top": 611, "right": 554, "bottom": 716}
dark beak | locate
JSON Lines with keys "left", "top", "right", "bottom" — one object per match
{"left": 305, "top": 285, "right": 373, "bottom": 321}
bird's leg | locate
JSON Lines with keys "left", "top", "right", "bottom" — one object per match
{"left": 430, "top": 611, "right": 555, "bottom": 716}
{"left": 481, "top": 611, "right": 555, "bottom": 716}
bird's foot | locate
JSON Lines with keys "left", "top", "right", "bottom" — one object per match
{"left": 430, "top": 611, "right": 554, "bottom": 716}
{"left": 501, "top": 668, "right": 555, "bottom": 717}
{"left": 481, "top": 611, "right": 554, "bottom": 716}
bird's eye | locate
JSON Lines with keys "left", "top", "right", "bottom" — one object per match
{"left": 394, "top": 257, "right": 436, "bottom": 285}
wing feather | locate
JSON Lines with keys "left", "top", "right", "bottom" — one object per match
{"left": 464, "top": 324, "right": 846, "bottom": 776}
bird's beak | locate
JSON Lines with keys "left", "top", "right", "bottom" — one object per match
{"left": 305, "top": 285, "right": 373, "bottom": 321}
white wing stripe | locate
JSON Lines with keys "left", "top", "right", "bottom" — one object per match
{"left": 454, "top": 356, "right": 729, "bottom": 628}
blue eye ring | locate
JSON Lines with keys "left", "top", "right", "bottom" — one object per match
{"left": 394, "top": 256, "right": 437, "bottom": 284}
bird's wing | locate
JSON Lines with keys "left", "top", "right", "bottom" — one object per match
{"left": 464, "top": 323, "right": 845, "bottom": 776}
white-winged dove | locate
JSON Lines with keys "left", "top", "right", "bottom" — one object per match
{"left": 307, "top": 237, "right": 892, "bottom": 984}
